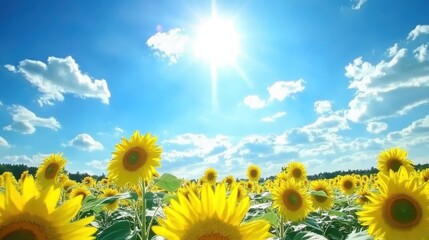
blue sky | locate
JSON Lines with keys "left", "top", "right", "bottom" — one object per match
{"left": 0, "top": 0, "right": 428, "bottom": 180}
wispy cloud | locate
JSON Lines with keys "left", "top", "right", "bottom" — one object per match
{"left": 86, "top": 159, "right": 109, "bottom": 170}
{"left": 366, "top": 121, "right": 388, "bottom": 134}
{"left": 64, "top": 133, "right": 103, "bottom": 152}
{"left": 0, "top": 136, "right": 10, "bottom": 148}
{"left": 407, "top": 25, "right": 429, "bottom": 41}
{"left": 261, "top": 111, "right": 286, "bottom": 122}
{"left": 3, "top": 105, "right": 61, "bottom": 134}
{"left": 243, "top": 95, "right": 266, "bottom": 109}
{"left": 146, "top": 28, "right": 190, "bottom": 64}
{"left": 1, "top": 153, "right": 49, "bottom": 167}
{"left": 5, "top": 56, "right": 110, "bottom": 106}
{"left": 352, "top": 0, "right": 368, "bottom": 10}
{"left": 414, "top": 44, "right": 428, "bottom": 62}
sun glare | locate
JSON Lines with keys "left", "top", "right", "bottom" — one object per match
{"left": 194, "top": 18, "right": 240, "bottom": 66}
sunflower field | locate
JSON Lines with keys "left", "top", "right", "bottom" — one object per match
{"left": 1, "top": 131, "right": 429, "bottom": 240}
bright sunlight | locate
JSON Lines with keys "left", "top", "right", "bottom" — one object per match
{"left": 194, "top": 18, "right": 240, "bottom": 66}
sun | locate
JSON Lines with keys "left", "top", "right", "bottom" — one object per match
{"left": 194, "top": 17, "right": 240, "bottom": 66}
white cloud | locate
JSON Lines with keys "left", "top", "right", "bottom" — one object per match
{"left": 387, "top": 115, "right": 429, "bottom": 146}
{"left": 387, "top": 43, "right": 399, "bottom": 57}
{"left": 6, "top": 56, "right": 110, "bottom": 106}
{"left": 1, "top": 153, "right": 49, "bottom": 167}
{"left": 65, "top": 133, "right": 103, "bottom": 152}
{"left": 243, "top": 95, "right": 266, "bottom": 109}
{"left": 261, "top": 111, "right": 286, "bottom": 122}
{"left": 314, "top": 100, "right": 332, "bottom": 115}
{"left": 3, "top": 105, "right": 61, "bottom": 134}
{"left": 366, "top": 121, "right": 388, "bottom": 134}
{"left": 345, "top": 43, "right": 429, "bottom": 122}
{"left": 414, "top": 44, "right": 428, "bottom": 62}
{"left": 4, "top": 64, "right": 16, "bottom": 72}
{"left": 407, "top": 25, "right": 429, "bottom": 41}
{"left": 267, "top": 79, "right": 305, "bottom": 102}
{"left": 114, "top": 127, "right": 124, "bottom": 137}
{"left": 352, "top": 0, "right": 367, "bottom": 10}
{"left": 86, "top": 159, "right": 109, "bottom": 170}
{"left": 0, "top": 136, "right": 10, "bottom": 148}
{"left": 147, "top": 28, "right": 190, "bottom": 64}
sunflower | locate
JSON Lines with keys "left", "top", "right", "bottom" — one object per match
{"left": 286, "top": 162, "right": 307, "bottom": 182}
{"left": 339, "top": 175, "right": 356, "bottom": 195}
{"left": 203, "top": 168, "right": 218, "bottom": 185}
{"left": 377, "top": 147, "right": 414, "bottom": 175}
{"left": 107, "top": 131, "right": 162, "bottom": 187}
{"left": 246, "top": 164, "right": 261, "bottom": 182}
{"left": 69, "top": 185, "right": 92, "bottom": 200}
{"left": 82, "top": 176, "right": 96, "bottom": 188}
{"left": 272, "top": 179, "right": 313, "bottom": 222}
{"left": 63, "top": 179, "right": 77, "bottom": 193}
{"left": 356, "top": 187, "right": 372, "bottom": 205}
{"left": 310, "top": 180, "right": 334, "bottom": 211}
{"left": 100, "top": 188, "right": 120, "bottom": 212}
{"left": 0, "top": 175, "right": 96, "bottom": 239}
{"left": 223, "top": 175, "right": 236, "bottom": 187}
{"left": 152, "top": 183, "right": 272, "bottom": 240}
{"left": 419, "top": 168, "right": 429, "bottom": 183}
{"left": 2, "top": 171, "right": 18, "bottom": 186}
{"left": 35, "top": 153, "right": 67, "bottom": 189}
{"left": 357, "top": 168, "right": 429, "bottom": 240}
{"left": 235, "top": 183, "right": 248, "bottom": 202}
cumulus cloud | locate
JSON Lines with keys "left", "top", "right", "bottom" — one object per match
{"left": 414, "top": 44, "right": 428, "bottom": 62}
{"left": 243, "top": 95, "right": 266, "bottom": 109}
{"left": 407, "top": 25, "right": 429, "bottom": 41}
{"left": 1, "top": 153, "right": 49, "bottom": 167}
{"left": 387, "top": 114, "right": 429, "bottom": 146}
{"left": 0, "top": 136, "right": 10, "bottom": 148}
{"left": 345, "top": 40, "right": 429, "bottom": 122}
{"left": 268, "top": 79, "right": 305, "bottom": 102}
{"left": 314, "top": 100, "right": 332, "bottom": 115}
{"left": 366, "top": 121, "right": 388, "bottom": 134}
{"left": 261, "top": 111, "right": 286, "bottom": 122}
{"left": 86, "top": 159, "right": 109, "bottom": 170}
{"left": 65, "top": 133, "right": 103, "bottom": 151}
{"left": 5, "top": 56, "right": 110, "bottom": 106}
{"left": 352, "top": 0, "right": 367, "bottom": 10}
{"left": 3, "top": 105, "right": 61, "bottom": 134}
{"left": 146, "top": 28, "right": 190, "bottom": 64}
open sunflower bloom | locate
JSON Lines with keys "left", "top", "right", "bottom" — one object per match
{"left": 153, "top": 183, "right": 272, "bottom": 240}
{"left": 358, "top": 167, "right": 429, "bottom": 240}
{"left": 0, "top": 175, "right": 96, "bottom": 239}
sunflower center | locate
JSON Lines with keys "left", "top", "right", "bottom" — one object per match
{"left": 226, "top": 178, "right": 233, "bottom": 185}
{"left": 250, "top": 169, "right": 258, "bottom": 178}
{"left": 292, "top": 169, "right": 302, "bottom": 178}
{"left": 283, "top": 190, "right": 303, "bottom": 211}
{"left": 44, "top": 163, "right": 59, "bottom": 179}
{"left": 183, "top": 218, "right": 240, "bottom": 240}
{"left": 0, "top": 221, "right": 49, "bottom": 240}
{"left": 123, "top": 147, "right": 147, "bottom": 171}
{"left": 343, "top": 180, "right": 353, "bottom": 189}
{"left": 423, "top": 176, "right": 428, "bottom": 182}
{"left": 384, "top": 194, "right": 422, "bottom": 229}
{"left": 388, "top": 159, "right": 402, "bottom": 172}
{"left": 314, "top": 189, "right": 327, "bottom": 203}
{"left": 199, "top": 233, "right": 229, "bottom": 240}
{"left": 207, "top": 172, "right": 215, "bottom": 181}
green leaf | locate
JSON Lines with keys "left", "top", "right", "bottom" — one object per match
{"left": 97, "top": 220, "right": 135, "bottom": 240}
{"left": 80, "top": 192, "right": 138, "bottom": 214}
{"left": 345, "top": 230, "right": 374, "bottom": 240}
{"left": 249, "top": 211, "right": 279, "bottom": 228}
{"left": 310, "top": 190, "right": 328, "bottom": 198}
{"left": 328, "top": 210, "right": 347, "bottom": 217}
{"left": 294, "top": 231, "right": 328, "bottom": 240}
{"left": 155, "top": 173, "right": 182, "bottom": 192}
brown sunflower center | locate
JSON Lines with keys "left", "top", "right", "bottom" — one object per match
{"left": 423, "top": 176, "right": 428, "bottom": 182}
{"left": 283, "top": 189, "right": 303, "bottom": 211}
{"left": 44, "top": 163, "right": 59, "bottom": 179}
{"left": 123, "top": 147, "right": 147, "bottom": 171}
{"left": 199, "top": 233, "right": 229, "bottom": 240}
{"left": 314, "top": 189, "right": 327, "bottom": 203}
{"left": 250, "top": 169, "right": 258, "bottom": 178}
{"left": 226, "top": 178, "right": 233, "bottom": 185}
{"left": 206, "top": 172, "right": 215, "bottom": 181}
{"left": 292, "top": 168, "right": 302, "bottom": 178}
{"left": 0, "top": 221, "right": 48, "bottom": 240}
{"left": 343, "top": 180, "right": 353, "bottom": 189}
{"left": 384, "top": 194, "right": 422, "bottom": 229}
{"left": 388, "top": 159, "right": 402, "bottom": 172}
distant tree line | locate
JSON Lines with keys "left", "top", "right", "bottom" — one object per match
{"left": 0, "top": 163, "right": 105, "bottom": 183}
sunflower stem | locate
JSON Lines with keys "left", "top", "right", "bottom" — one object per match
{"left": 279, "top": 215, "right": 285, "bottom": 238}
{"left": 140, "top": 180, "right": 147, "bottom": 240}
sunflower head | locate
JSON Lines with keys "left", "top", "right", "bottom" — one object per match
{"left": 419, "top": 168, "right": 429, "bottom": 183}
{"left": 153, "top": 183, "right": 272, "bottom": 240}
{"left": 246, "top": 164, "right": 261, "bottom": 182}
{"left": 356, "top": 187, "right": 372, "bottom": 205}
{"left": 69, "top": 185, "right": 91, "bottom": 200}
{"left": 223, "top": 175, "right": 236, "bottom": 187}
{"left": 377, "top": 147, "right": 414, "bottom": 175}
{"left": 310, "top": 180, "right": 334, "bottom": 211}
{"left": 203, "top": 168, "right": 218, "bottom": 185}
{"left": 108, "top": 131, "right": 162, "bottom": 187}
{"left": 82, "top": 176, "right": 96, "bottom": 187}
{"left": 339, "top": 175, "right": 356, "bottom": 195}
{"left": 0, "top": 175, "right": 96, "bottom": 239}
{"left": 35, "top": 153, "right": 67, "bottom": 189}
{"left": 100, "top": 188, "right": 120, "bottom": 211}
{"left": 272, "top": 179, "right": 313, "bottom": 222}
{"left": 286, "top": 162, "right": 307, "bottom": 182}
{"left": 358, "top": 167, "right": 429, "bottom": 239}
